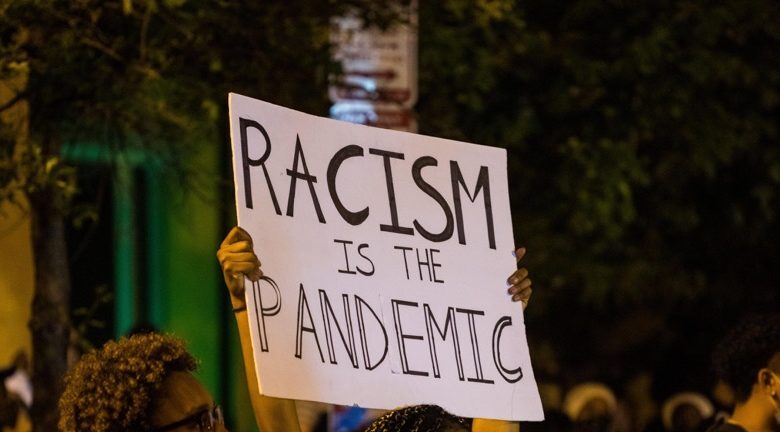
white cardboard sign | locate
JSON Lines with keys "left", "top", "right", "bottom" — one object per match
{"left": 228, "top": 93, "right": 543, "bottom": 421}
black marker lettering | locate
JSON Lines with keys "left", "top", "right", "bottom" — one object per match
{"left": 456, "top": 307, "right": 494, "bottom": 384}
{"left": 416, "top": 248, "right": 432, "bottom": 281}
{"left": 318, "top": 290, "right": 358, "bottom": 368}
{"left": 295, "top": 284, "right": 325, "bottom": 362}
{"left": 327, "top": 145, "right": 369, "bottom": 225}
{"left": 401, "top": 248, "right": 444, "bottom": 283}
{"left": 355, "top": 295, "right": 388, "bottom": 370}
{"left": 423, "top": 304, "right": 464, "bottom": 380}
{"left": 334, "top": 239, "right": 357, "bottom": 275}
{"left": 251, "top": 277, "right": 282, "bottom": 352}
{"left": 369, "top": 148, "right": 413, "bottom": 235}
{"left": 430, "top": 249, "right": 444, "bottom": 283}
{"left": 391, "top": 299, "right": 429, "bottom": 376}
{"left": 412, "top": 156, "right": 454, "bottom": 242}
{"left": 334, "top": 240, "right": 374, "bottom": 276}
{"left": 286, "top": 135, "right": 326, "bottom": 223}
{"left": 450, "top": 162, "right": 496, "bottom": 249}
{"left": 356, "top": 243, "right": 375, "bottom": 276}
{"left": 492, "top": 316, "right": 523, "bottom": 383}
{"left": 394, "top": 246, "right": 413, "bottom": 280}
{"left": 239, "top": 118, "right": 280, "bottom": 213}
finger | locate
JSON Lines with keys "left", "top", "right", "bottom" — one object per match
{"left": 218, "top": 251, "right": 259, "bottom": 266}
{"left": 220, "top": 226, "right": 253, "bottom": 248}
{"left": 235, "top": 226, "right": 252, "bottom": 239}
{"left": 507, "top": 278, "right": 532, "bottom": 295}
{"left": 223, "top": 261, "right": 261, "bottom": 276}
{"left": 220, "top": 226, "right": 243, "bottom": 248}
{"left": 230, "top": 266, "right": 264, "bottom": 280}
{"left": 507, "top": 268, "right": 529, "bottom": 285}
{"left": 514, "top": 247, "right": 526, "bottom": 263}
{"left": 511, "top": 287, "right": 532, "bottom": 303}
{"left": 217, "top": 242, "right": 255, "bottom": 261}
{"left": 248, "top": 267, "right": 264, "bottom": 282}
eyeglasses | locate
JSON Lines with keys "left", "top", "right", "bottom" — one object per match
{"left": 153, "top": 404, "right": 224, "bottom": 432}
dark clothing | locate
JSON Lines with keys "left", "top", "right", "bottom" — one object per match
{"left": 706, "top": 421, "right": 747, "bottom": 432}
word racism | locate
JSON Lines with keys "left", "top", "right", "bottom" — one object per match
{"left": 238, "top": 117, "right": 497, "bottom": 250}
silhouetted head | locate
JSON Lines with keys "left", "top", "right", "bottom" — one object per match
{"left": 661, "top": 392, "right": 713, "bottom": 432}
{"left": 563, "top": 383, "right": 617, "bottom": 432}
{"left": 59, "top": 332, "right": 226, "bottom": 432}
{"left": 712, "top": 313, "right": 780, "bottom": 403}
{"left": 363, "top": 404, "right": 471, "bottom": 432}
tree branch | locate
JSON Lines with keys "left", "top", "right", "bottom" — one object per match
{"left": 139, "top": 0, "right": 152, "bottom": 63}
{"left": 0, "top": 90, "right": 26, "bottom": 113}
{"left": 80, "top": 37, "right": 124, "bottom": 62}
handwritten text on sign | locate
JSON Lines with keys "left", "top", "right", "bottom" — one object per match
{"left": 228, "top": 93, "right": 543, "bottom": 421}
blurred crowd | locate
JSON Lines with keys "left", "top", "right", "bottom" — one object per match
{"left": 295, "top": 382, "right": 723, "bottom": 432}
{"left": 0, "top": 377, "right": 737, "bottom": 432}
{"left": 1, "top": 316, "right": 776, "bottom": 432}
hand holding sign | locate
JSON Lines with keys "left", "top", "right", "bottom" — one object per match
{"left": 217, "top": 226, "right": 263, "bottom": 311}
{"left": 507, "top": 248, "right": 532, "bottom": 310}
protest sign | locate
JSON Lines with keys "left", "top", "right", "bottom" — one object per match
{"left": 228, "top": 93, "right": 543, "bottom": 421}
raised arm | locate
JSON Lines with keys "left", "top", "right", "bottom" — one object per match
{"left": 471, "top": 247, "right": 532, "bottom": 432}
{"left": 217, "top": 227, "right": 301, "bottom": 432}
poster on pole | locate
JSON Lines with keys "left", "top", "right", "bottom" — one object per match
{"left": 228, "top": 93, "right": 543, "bottom": 421}
{"left": 329, "top": 4, "right": 417, "bottom": 107}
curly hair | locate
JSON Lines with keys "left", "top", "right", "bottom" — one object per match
{"left": 58, "top": 333, "right": 197, "bottom": 432}
{"left": 712, "top": 313, "right": 780, "bottom": 402}
{"left": 363, "top": 404, "right": 471, "bottom": 432}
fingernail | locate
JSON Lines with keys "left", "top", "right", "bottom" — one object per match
{"left": 510, "top": 277, "right": 519, "bottom": 284}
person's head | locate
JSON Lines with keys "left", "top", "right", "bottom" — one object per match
{"left": 712, "top": 313, "right": 780, "bottom": 421}
{"left": 363, "top": 404, "right": 471, "bottom": 432}
{"left": 59, "top": 332, "right": 225, "bottom": 432}
{"left": 563, "top": 382, "right": 617, "bottom": 432}
{"left": 661, "top": 392, "right": 713, "bottom": 432}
